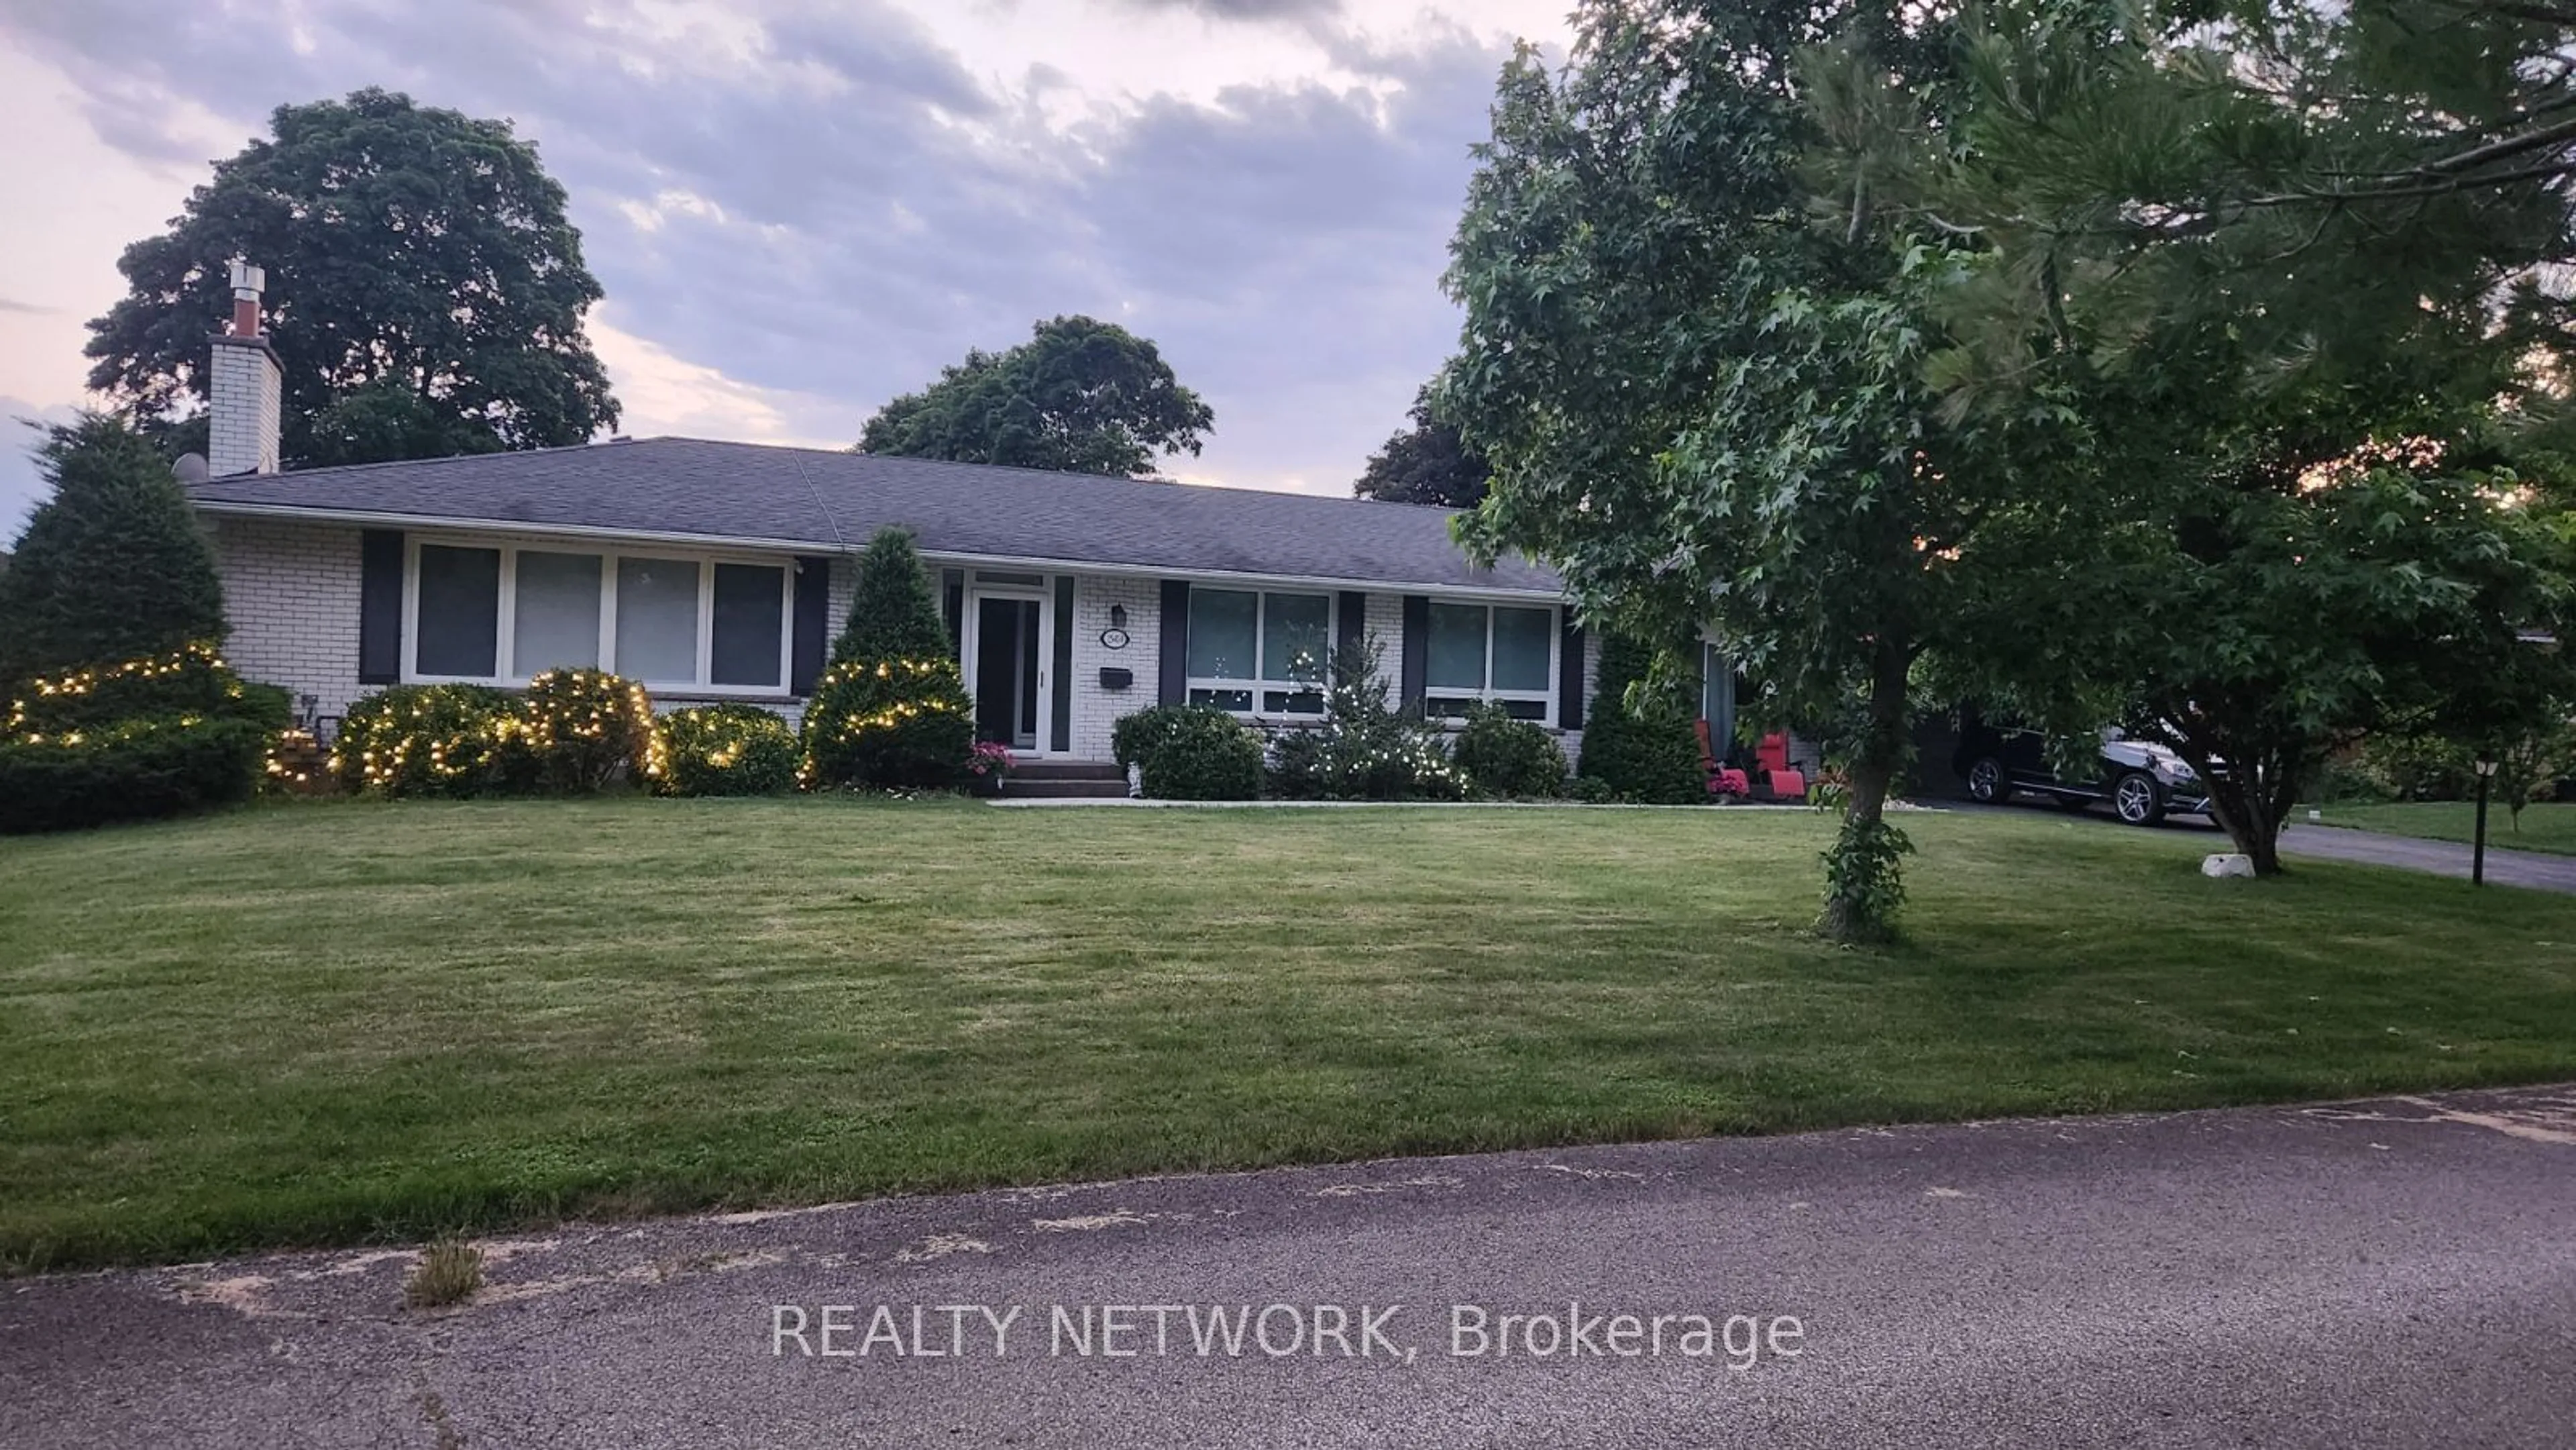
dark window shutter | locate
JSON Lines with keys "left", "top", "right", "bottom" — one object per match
{"left": 358, "top": 529, "right": 403, "bottom": 685}
{"left": 943, "top": 568, "right": 965, "bottom": 656}
{"left": 1159, "top": 580, "right": 1191, "bottom": 705}
{"left": 1051, "top": 576, "right": 1075, "bottom": 751}
{"left": 1336, "top": 590, "right": 1365, "bottom": 665}
{"left": 791, "top": 556, "right": 830, "bottom": 695}
{"left": 1558, "top": 620, "right": 1585, "bottom": 730}
{"left": 1399, "top": 594, "right": 1429, "bottom": 709}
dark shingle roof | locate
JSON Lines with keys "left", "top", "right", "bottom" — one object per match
{"left": 188, "top": 437, "right": 1562, "bottom": 595}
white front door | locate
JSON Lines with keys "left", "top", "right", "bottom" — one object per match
{"left": 962, "top": 583, "right": 1053, "bottom": 756}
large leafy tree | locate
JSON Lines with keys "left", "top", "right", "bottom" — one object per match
{"left": 1823, "top": 0, "right": 2576, "bottom": 874}
{"left": 86, "top": 87, "right": 619, "bottom": 467}
{"left": 1442, "top": 0, "right": 2064, "bottom": 939}
{"left": 1353, "top": 386, "right": 1491, "bottom": 507}
{"left": 0, "top": 415, "right": 227, "bottom": 688}
{"left": 859, "top": 316, "right": 1214, "bottom": 479}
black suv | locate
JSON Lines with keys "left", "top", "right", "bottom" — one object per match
{"left": 1952, "top": 719, "right": 2214, "bottom": 826}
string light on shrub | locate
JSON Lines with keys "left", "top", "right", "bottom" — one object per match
{"left": 7, "top": 642, "right": 235, "bottom": 734}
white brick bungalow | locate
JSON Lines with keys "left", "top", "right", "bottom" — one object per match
{"left": 180, "top": 274, "right": 1755, "bottom": 777}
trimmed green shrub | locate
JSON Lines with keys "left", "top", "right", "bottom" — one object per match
{"left": 1564, "top": 774, "right": 1616, "bottom": 804}
{"left": 333, "top": 684, "right": 521, "bottom": 798}
{"left": 0, "top": 642, "right": 284, "bottom": 833}
{"left": 1131, "top": 705, "right": 1263, "bottom": 800}
{"left": 802, "top": 658, "right": 975, "bottom": 790}
{"left": 511, "top": 669, "right": 659, "bottom": 793}
{"left": 0, "top": 714, "right": 270, "bottom": 834}
{"left": 804, "top": 528, "right": 974, "bottom": 789}
{"left": 659, "top": 704, "right": 800, "bottom": 796}
{"left": 1577, "top": 631, "right": 1705, "bottom": 805}
{"left": 0, "top": 415, "right": 227, "bottom": 692}
{"left": 1264, "top": 637, "right": 1466, "bottom": 801}
{"left": 1111, "top": 703, "right": 1194, "bottom": 770}
{"left": 1450, "top": 703, "right": 1568, "bottom": 798}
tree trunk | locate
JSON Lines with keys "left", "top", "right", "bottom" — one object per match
{"left": 1819, "top": 753, "right": 1898, "bottom": 940}
{"left": 2179, "top": 731, "right": 2300, "bottom": 878}
{"left": 1819, "top": 639, "right": 1915, "bottom": 942}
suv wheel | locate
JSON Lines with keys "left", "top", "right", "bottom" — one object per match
{"left": 2112, "top": 771, "right": 2166, "bottom": 826}
{"left": 1965, "top": 756, "right": 2010, "bottom": 805}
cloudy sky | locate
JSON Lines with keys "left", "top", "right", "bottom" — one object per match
{"left": 0, "top": 0, "right": 1575, "bottom": 535}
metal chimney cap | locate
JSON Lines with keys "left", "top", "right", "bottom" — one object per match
{"left": 228, "top": 260, "right": 264, "bottom": 296}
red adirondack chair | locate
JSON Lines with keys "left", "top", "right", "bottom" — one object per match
{"left": 1755, "top": 732, "right": 1807, "bottom": 802}
{"left": 1697, "top": 719, "right": 1751, "bottom": 799}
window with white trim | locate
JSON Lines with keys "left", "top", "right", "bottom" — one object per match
{"left": 1424, "top": 601, "right": 1556, "bottom": 721}
{"left": 1185, "top": 587, "right": 1332, "bottom": 717}
{"left": 406, "top": 539, "right": 792, "bottom": 694}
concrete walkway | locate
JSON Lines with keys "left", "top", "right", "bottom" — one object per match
{"left": 2279, "top": 822, "right": 2576, "bottom": 893}
{"left": 7, "top": 1085, "right": 2574, "bottom": 1449}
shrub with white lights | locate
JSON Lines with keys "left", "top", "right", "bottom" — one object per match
{"left": 659, "top": 703, "right": 799, "bottom": 796}
{"left": 801, "top": 527, "right": 973, "bottom": 790}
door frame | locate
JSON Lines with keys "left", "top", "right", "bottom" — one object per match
{"left": 961, "top": 576, "right": 1056, "bottom": 758}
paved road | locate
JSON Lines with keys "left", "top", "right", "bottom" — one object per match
{"left": 2277, "top": 823, "right": 2576, "bottom": 892}
{"left": 7, "top": 1086, "right": 2574, "bottom": 1449}
{"left": 1941, "top": 798, "right": 2576, "bottom": 894}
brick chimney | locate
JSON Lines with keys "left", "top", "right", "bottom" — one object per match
{"left": 207, "top": 260, "right": 282, "bottom": 476}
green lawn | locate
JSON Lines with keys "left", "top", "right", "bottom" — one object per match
{"left": 2308, "top": 800, "right": 2576, "bottom": 857}
{"left": 5, "top": 798, "right": 2575, "bottom": 1272}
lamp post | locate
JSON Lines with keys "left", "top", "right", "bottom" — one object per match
{"left": 2473, "top": 758, "right": 2498, "bottom": 887}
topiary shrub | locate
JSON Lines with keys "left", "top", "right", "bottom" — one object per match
{"left": 0, "top": 419, "right": 274, "bottom": 833}
{"left": 511, "top": 669, "right": 660, "bottom": 793}
{"left": 802, "top": 528, "right": 975, "bottom": 790}
{"left": 0, "top": 415, "right": 227, "bottom": 694}
{"left": 333, "top": 684, "right": 521, "bottom": 798}
{"left": 1576, "top": 631, "right": 1705, "bottom": 804}
{"left": 659, "top": 704, "right": 800, "bottom": 796}
{"left": 1265, "top": 637, "right": 1467, "bottom": 801}
{"left": 802, "top": 658, "right": 975, "bottom": 790}
{"left": 1450, "top": 702, "right": 1568, "bottom": 798}
{"left": 1131, "top": 705, "right": 1263, "bottom": 800}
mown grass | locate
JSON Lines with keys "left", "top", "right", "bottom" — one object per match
{"left": 4, "top": 797, "right": 2573, "bottom": 1271}
{"left": 2308, "top": 800, "right": 2576, "bottom": 857}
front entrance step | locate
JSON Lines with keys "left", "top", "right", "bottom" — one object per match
{"left": 1003, "top": 777, "right": 1131, "bottom": 800}
{"left": 1012, "top": 761, "right": 1126, "bottom": 782}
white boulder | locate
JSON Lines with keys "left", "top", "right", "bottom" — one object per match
{"left": 2201, "top": 853, "right": 2257, "bottom": 879}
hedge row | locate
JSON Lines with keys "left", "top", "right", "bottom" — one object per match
{"left": 331, "top": 673, "right": 819, "bottom": 800}
{"left": 1112, "top": 698, "right": 1577, "bottom": 804}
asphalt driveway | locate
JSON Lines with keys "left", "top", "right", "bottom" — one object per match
{"left": 6, "top": 1084, "right": 2573, "bottom": 1449}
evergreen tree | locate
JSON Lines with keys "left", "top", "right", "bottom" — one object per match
{"left": 0, "top": 413, "right": 227, "bottom": 688}
{"left": 830, "top": 529, "right": 951, "bottom": 663}
{"left": 802, "top": 527, "right": 974, "bottom": 788}
{"left": 1574, "top": 632, "right": 1704, "bottom": 805}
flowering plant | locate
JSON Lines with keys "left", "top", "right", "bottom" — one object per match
{"left": 967, "top": 740, "right": 1016, "bottom": 778}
